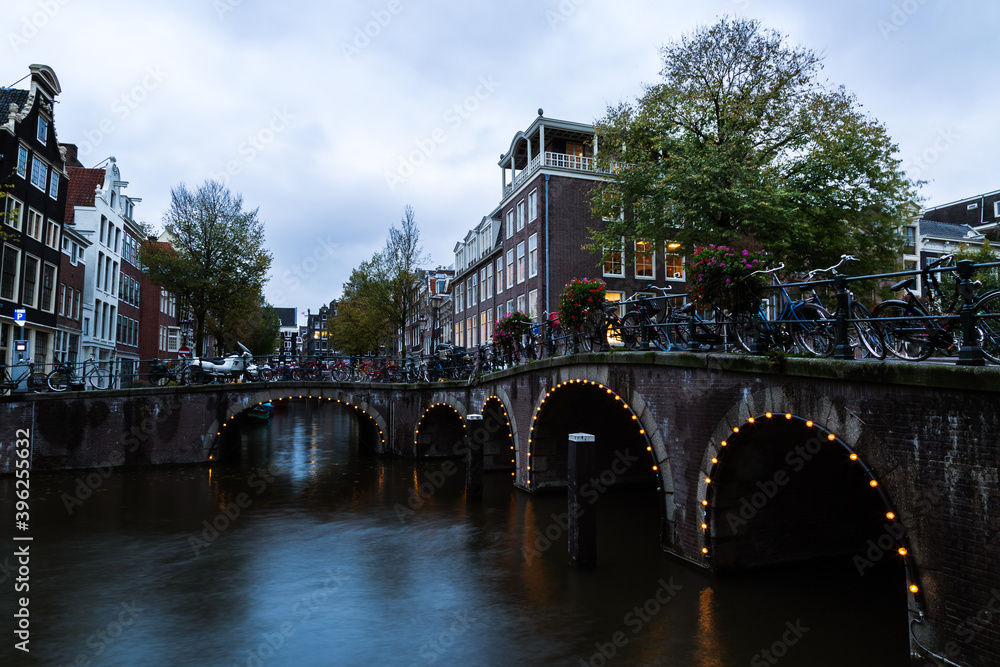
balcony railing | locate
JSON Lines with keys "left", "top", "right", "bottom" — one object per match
{"left": 503, "top": 152, "right": 616, "bottom": 197}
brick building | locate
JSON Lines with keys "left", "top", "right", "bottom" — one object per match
{"left": 451, "top": 112, "right": 687, "bottom": 348}
{"left": 0, "top": 64, "right": 67, "bottom": 368}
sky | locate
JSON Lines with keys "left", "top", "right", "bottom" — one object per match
{"left": 4, "top": 0, "right": 998, "bottom": 325}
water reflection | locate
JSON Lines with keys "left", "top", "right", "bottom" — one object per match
{"left": 1, "top": 401, "right": 910, "bottom": 666}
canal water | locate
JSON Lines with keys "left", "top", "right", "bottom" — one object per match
{"left": 3, "top": 401, "right": 912, "bottom": 666}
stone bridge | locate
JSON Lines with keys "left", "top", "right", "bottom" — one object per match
{"left": 2, "top": 351, "right": 999, "bottom": 665}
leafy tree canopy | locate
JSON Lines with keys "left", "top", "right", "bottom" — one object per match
{"left": 589, "top": 16, "right": 917, "bottom": 275}
{"left": 141, "top": 180, "right": 272, "bottom": 353}
{"left": 328, "top": 253, "right": 393, "bottom": 356}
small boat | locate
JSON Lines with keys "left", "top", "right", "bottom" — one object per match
{"left": 247, "top": 402, "right": 274, "bottom": 422}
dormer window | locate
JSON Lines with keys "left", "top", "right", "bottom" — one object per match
{"left": 37, "top": 117, "right": 48, "bottom": 145}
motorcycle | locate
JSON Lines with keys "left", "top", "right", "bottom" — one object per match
{"left": 182, "top": 343, "right": 254, "bottom": 384}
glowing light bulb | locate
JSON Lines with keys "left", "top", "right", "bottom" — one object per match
{"left": 869, "top": 480, "right": 878, "bottom": 487}
{"left": 886, "top": 512, "right": 895, "bottom": 520}
{"left": 702, "top": 499, "right": 708, "bottom": 506}
{"left": 806, "top": 421, "right": 813, "bottom": 427}
{"left": 909, "top": 584, "right": 919, "bottom": 594}
{"left": 702, "top": 547, "right": 709, "bottom": 554}
{"left": 732, "top": 426, "right": 740, "bottom": 433}
{"left": 827, "top": 433, "right": 836, "bottom": 441}
{"left": 898, "top": 547, "right": 907, "bottom": 556}
{"left": 850, "top": 453, "right": 858, "bottom": 460}
{"left": 711, "top": 458, "right": 718, "bottom": 464}
{"left": 766, "top": 412, "right": 773, "bottom": 418}
{"left": 785, "top": 413, "right": 792, "bottom": 420}
{"left": 701, "top": 523, "right": 708, "bottom": 530}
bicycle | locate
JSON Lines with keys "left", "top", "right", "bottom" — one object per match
{"left": 0, "top": 358, "right": 48, "bottom": 395}
{"left": 802, "top": 255, "right": 886, "bottom": 360}
{"left": 729, "top": 264, "right": 836, "bottom": 356}
{"left": 872, "top": 255, "right": 1000, "bottom": 363}
{"left": 620, "top": 291, "right": 671, "bottom": 351}
{"left": 47, "top": 356, "right": 114, "bottom": 391}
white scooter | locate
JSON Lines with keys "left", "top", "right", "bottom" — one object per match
{"left": 183, "top": 343, "right": 253, "bottom": 384}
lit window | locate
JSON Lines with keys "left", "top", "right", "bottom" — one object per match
{"left": 528, "top": 289, "right": 538, "bottom": 320}
{"left": 603, "top": 242, "right": 624, "bottom": 277}
{"left": 635, "top": 240, "right": 655, "bottom": 279}
{"left": 664, "top": 241, "right": 684, "bottom": 279}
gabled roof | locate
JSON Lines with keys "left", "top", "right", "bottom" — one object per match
{"left": 0, "top": 88, "right": 28, "bottom": 122}
{"left": 64, "top": 167, "right": 107, "bottom": 225}
{"left": 918, "top": 219, "right": 983, "bottom": 241}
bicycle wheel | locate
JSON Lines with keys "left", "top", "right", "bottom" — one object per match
{"left": 850, "top": 301, "right": 886, "bottom": 360}
{"left": 88, "top": 367, "right": 112, "bottom": 389}
{"left": 29, "top": 371, "right": 49, "bottom": 392}
{"left": 619, "top": 312, "right": 644, "bottom": 351}
{"left": 872, "top": 300, "right": 933, "bottom": 362}
{"left": 791, "top": 303, "right": 835, "bottom": 356}
{"left": 665, "top": 307, "right": 692, "bottom": 349}
{"left": 729, "top": 310, "right": 757, "bottom": 353}
{"left": 302, "top": 363, "right": 323, "bottom": 381}
{"left": 47, "top": 369, "right": 72, "bottom": 391}
{"left": 974, "top": 291, "right": 1000, "bottom": 364}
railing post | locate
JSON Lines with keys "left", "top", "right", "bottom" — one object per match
{"left": 687, "top": 305, "right": 698, "bottom": 351}
{"left": 750, "top": 308, "right": 768, "bottom": 355}
{"left": 599, "top": 310, "right": 610, "bottom": 353}
{"left": 956, "top": 260, "right": 985, "bottom": 367}
{"left": 638, "top": 311, "right": 650, "bottom": 351}
{"left": 833, "top": 275, "right": 854, "bottom": 361}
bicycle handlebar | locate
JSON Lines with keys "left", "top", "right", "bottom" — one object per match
{"left": 806, "top": 254, "right": 858, "bottom": 280}
{"left": 644, "top": 284, "right": 674, "bottom": 294}
{"left": 747, "top": 263, "right": 784, "bottom": 278}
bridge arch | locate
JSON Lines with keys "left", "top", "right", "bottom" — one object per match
{"left": 479, "top": 394, "right": 515, "bottom": 471}
{"left": 699, "top": 387, "right": 921, "bottom": 607}
{"left": 208, "top": 389, "right": 388, "bottom": 459}
{"left": 524, "top": 377, "right": 668, "bottom": 509}
{"left": 415, "top": 401, "right": 468, "bottom": 457}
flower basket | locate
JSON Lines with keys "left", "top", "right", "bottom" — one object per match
{"left": 493, "top": 311, "right": 532, "bottom": 356}
{"left": 559, "top": 278, "right": 607, "bottom": 331}
{"left": 687, "top": 242, "right": 768, "bottom": 313}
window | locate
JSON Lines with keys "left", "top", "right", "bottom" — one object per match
{"left": 903, "top": 227, "right": 916, "bottom": 254}
{"left": 635, "top": 240, "right": 655, "bottom": 279}
{"left": 496, "top": 304, "right": 505, "bottom": 323}
{"left": 480, "top": 267, "right": 488, "bottom": 301}
{"left": 528, "top": 189, "right": 537, "bottom": 221}
{"left": 506, "top": 299, "right": 514, "bottom": 316}
{"left": 30, "top": 157, "right": 47, "bottom": 191}
{"left": 100, "top": 217, "right": 106, "bottom": 245}
{"left": 34, "top": 331, "right": 48, "bottom": 366}
{"left": 17, "top": 146, "right": 28, "bottom": 178}
{"left": 506, "top": 250, "right": 514, "bottom": 288}
{"left": 528, "top": 234, "right": 538, "bottom": 278}
{"left": 1, "top": 246, "right": 20, "bottom": 301}
{"left": 48, "top": 172, "right": 59, "bottom": 199}
{"left": 59, "top": 284, "right": 66, "bottom": 315}
{"left": 605, "top": 291, "right": 625, "bottom": 317}
{"left": 994, "top": 201, "right": 1000, "bottom": 219}
{"left": 40, "top": 264, "right": 56, "bottom": 312}
{"left": 506, "top": 210, "right": 514, "bottom": 239}
{"left": 467, "top": 316, "right": 476, "bottom": 346}
{"left": 455, "top": 283, "right": 463, "bottom": 312}
{"left": 517, "top": 201, "right": 525, "bottom": 231}
{"left": 467, "top": 277, "right": 476, "bottom": 307}
{"left": 455, "top": 323, "right": 462, "bottom": 347}
{"left": 664, "top": 241, "right": 684, "bottom": 279}
{"left": 45, "top": 220, "right": 60, "bottom": 248}
{"left": 22, "top": 255, "right": 39, "bottom": 307}
{"left": 486, "top": 264, "right": 493, "bottom": 298}
{"left": 5, "top": 197, "right": 23, "bottom": 231}
{"left": 603, "top": 243, "right": 624, "bottom": 277}
{"left": 37, "top": 116, "right": 48, "bottom": 144}
{"left": 495, "top": 258, "right": 504, "bottom": 293}
{"left": 516, "top": 294, "right": 526, "bottom": 314}
{"left": 528, "top": 290, "right": 538, "bottom": 320}
{"left": 516, "top": 242, "right": 525, "bottom": 283}
{"left": 25, "top": 209, "right": 43, "bottom": 240}
{"left": 480, "top": 311, "right": 489, "bottom": 344}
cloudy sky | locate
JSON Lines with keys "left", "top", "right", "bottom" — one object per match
{"left": 5, "top": 0, "right": 998, "bottom": 323}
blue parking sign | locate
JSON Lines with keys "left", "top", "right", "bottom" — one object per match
{"left": 14, "top": 308, "right": 26, "bottom": 323}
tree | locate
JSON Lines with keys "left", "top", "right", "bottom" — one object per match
{"left": 589, "top": 17, "right": 916, "bottom": 275}
{"left": 328, "top": 254, "right": 392, "bottom": 356}
{"left": 141, "top": 180, "right": 272, "bottom": 354}
{"left": 954, "top": 240, "right": 1000, "bottom": 294}
{"left": 383, "top": 205, "right": 429, "bottom": 356}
